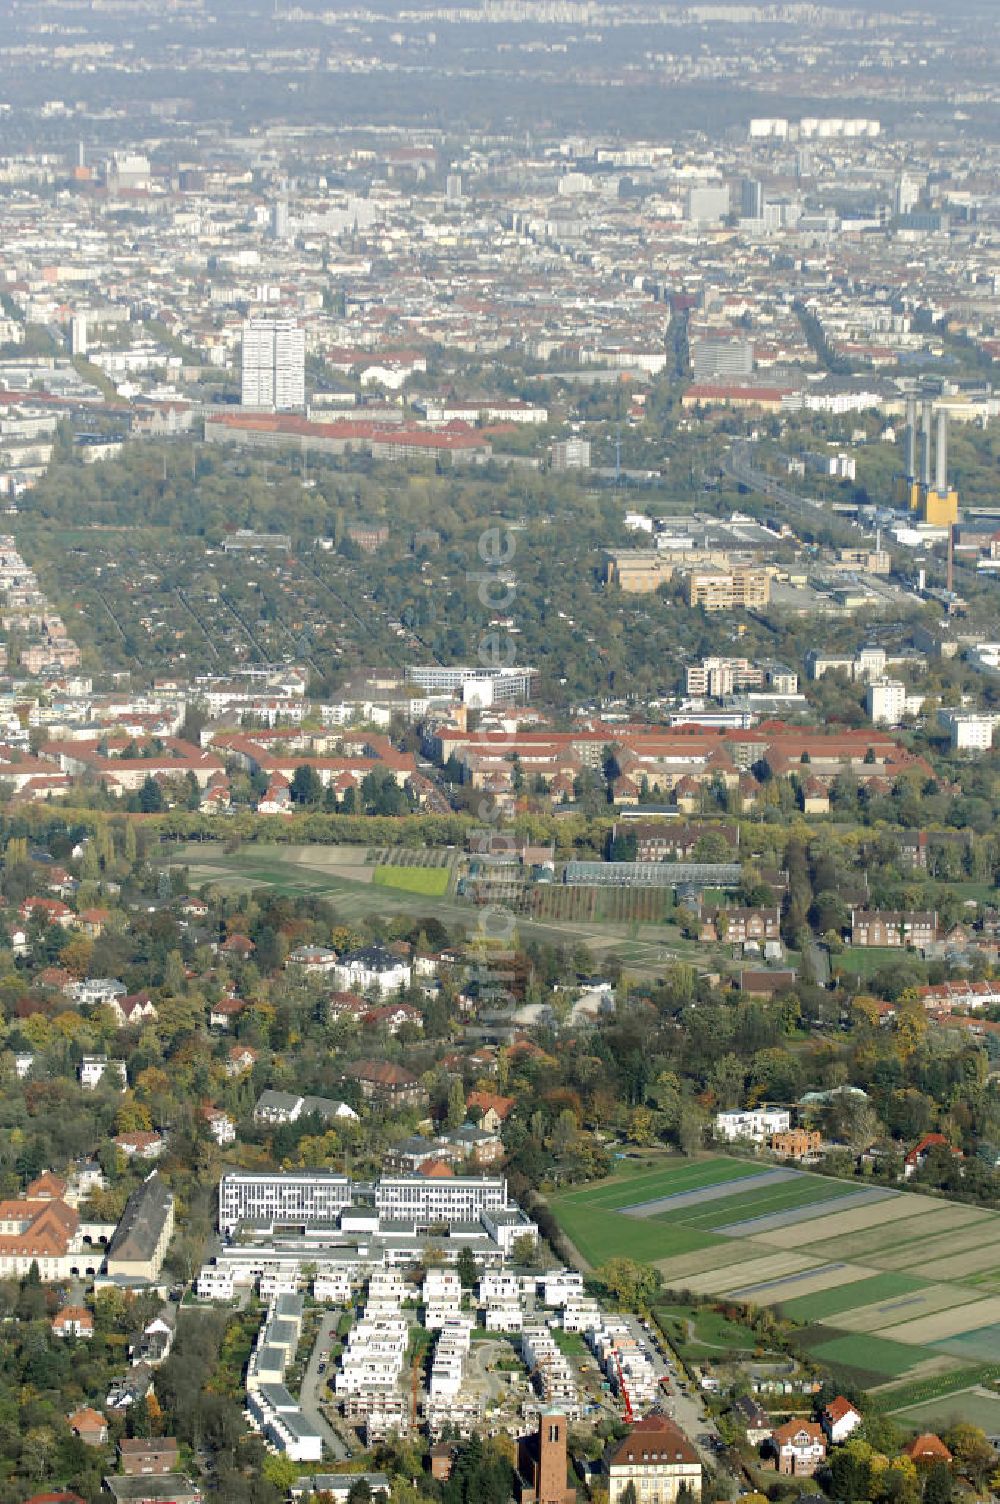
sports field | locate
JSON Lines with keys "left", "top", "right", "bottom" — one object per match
{"left": 548, "top": 1153, "right": 1000, "bottom": 1399}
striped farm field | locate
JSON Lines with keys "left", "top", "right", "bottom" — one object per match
{"left": 678, "top": 1174, "right": 861, "bottom": 1233}
{"left": 878, "top": 1297, "right": 1000, "bottom": 1346}
{"left": 682, "top": 1251, "right": 818, "bottom": 1297}
{"left": 550, "top": 1156, "right": 760, "bottom": 1217}
{"left": 551, "top": 1198, "right": 723, "bottom": 1268}
{"left": 548, "top": 1156, "right": 1000, "bottom": 1394}
{"left": 921, "top": 1243, "right": 1000, "bottom": 1280}
{"left": 836, "top": 1285, "right": 983, "bottom": 1334}
{"left": 755, "top": 1195, "right": 934, "bottom": 1251}
{"left": 656, "top": 1242, "right": 754, "bottom": 1283}
{"left": 865, "top": 1221, "right": 1000, "bottom": 1273}
{"left": 779, "top": 1272, "right": 928, "bottom": 1323}
{"left": 745, "top": 1263, "right": 880, "bottom": 1307}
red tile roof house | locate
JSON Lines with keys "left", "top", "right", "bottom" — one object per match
{"left": 225, "top": 1045, "right": 258, "bottom": 1077}
{"left": 52, "top": 1306, "right": 93, "bottom": 1338}
{"left": 208, "top": 997, "right": 245, "bottom": 1029}
{"left": 904, "top": 1435, "right": 953, "bottom": 1465}
{"left": 114, "top": 1131, "right": 164, "bottom": 1161}
{"left": 347, "top": 1059, "right": 428, "bottom": 1109}
{"left": 466, "top": 1091, "right": 516, "bottom": 1134}
{"left": 220, "top": 932, "right": 255, "bottom": 958}
{"left": 903, "top": 1132, "right": 964, "bottom": 1179}
{"left": 67, "top": 1406, "right": 107, "bottom": 1446}
{"left": 20, "top": 897, "right": 75, "bottom": 929}
{"left": 820, "top": 1396, "right": 862, "bottom": 1444}
{"left": 770, "top": 1421, "right": 826, "bottom": 1476}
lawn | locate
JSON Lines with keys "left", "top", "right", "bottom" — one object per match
{"left": 832, "top": 947, "right": 918, "bottom": 978}
{"left": 779, "top": 1274, "right": 929, "bottom": 1324}
{"left": 658, "top": 1303, "right": 763, "bottom": 1357}
{"left": 373, "top": 865, "right": 450, "bottom": 896}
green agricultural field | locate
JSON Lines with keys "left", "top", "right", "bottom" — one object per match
{"left": 373, "top": 865, "right": 450, "bottom": 896}
{"left": 808, "top": 1332, "right": 929, "bottom": 1380}
{"left": 549, "top": 1155, "right": 762, "bottom": 1216}
{"left": 879, "top": 1364, "right": 1000, "bottom": 1413}
{"left": 552, "top": 1198, "right": 724, "bottom": 1268}
{"left": 933, "top": 1323, "right": 1000, "bottom": 1363}
{"left": 779, "top": 1274, "right": 929, "bottom": 1324}
{"left": 672, "top": 1174, "right": 858, "bottom": 1233}
{"left": 890, "top": 1389, "right": 1000, "bottom": 1434}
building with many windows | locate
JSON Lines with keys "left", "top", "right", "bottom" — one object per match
{"left": 241, "top": 318, "right": 305, "bottom": 411}
{"left": 686, "top": 568, "right": 771, "bottom": 610}
{"left": 218, "top": 1171, "right": 352, "bottom": 1234}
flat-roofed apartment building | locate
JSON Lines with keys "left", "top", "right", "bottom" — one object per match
{"left": 687, "top": 567, "right": 771, "bottom": 610}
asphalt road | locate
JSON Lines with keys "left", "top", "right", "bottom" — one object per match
{"left": 299, "top": 1308, "right": 350, "bottom": 1461}
{"left": 621, "top": 1315, "right": 726, "bottom": 1469}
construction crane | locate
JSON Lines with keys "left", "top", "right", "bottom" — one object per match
{"left": 615, "top": 1351, "right": 634, "bottom": 1425}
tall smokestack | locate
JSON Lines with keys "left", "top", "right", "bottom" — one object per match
{"left": 947, "top": 527, "right": 954, "bottom": 595}
{"left": 905, "top": 397, "right": 917, "bottom": 480}
{"left": 921, "top": 402, "right": 933, "bottom": 487}
{"left": 936, "top": 408, "right": 948, "bottom": 494}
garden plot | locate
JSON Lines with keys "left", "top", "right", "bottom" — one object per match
{"left": 717, "top": 1186, "right": 895, "bottom": 1239}
{"left": 877, "top": 1296, "right": 1000, "bottom": 1346}
{"left": 833, "top": 1284, "right": 983, "bottom": 1333}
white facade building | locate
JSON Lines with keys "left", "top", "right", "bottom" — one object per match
{"left": 938, "top": 709, "right": 995, "bottom": 752}
{"left": 866, "top": 678, "right": 906, "bottom": 727}
{"left": 714, "top": 1107, "right": 791, "bottom": 1142}
{"left": 241, "top": 318, "right": 305, "bottom": 411}
{"left": 218, "top": 1170, "right": 352, "bottom": 1233}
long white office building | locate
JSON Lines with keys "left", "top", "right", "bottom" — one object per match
{"left": 219, "top": 1170, "right": 352, "bottom": 1233}
{"left": 219, "top": 1170, "right": 507, "bottom": 1235}
{"left": 374, "top": 1174, "right": 506, "bottom": 1223}
{"left": 403, "top": 664, "right": 537, "bottom": 704}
